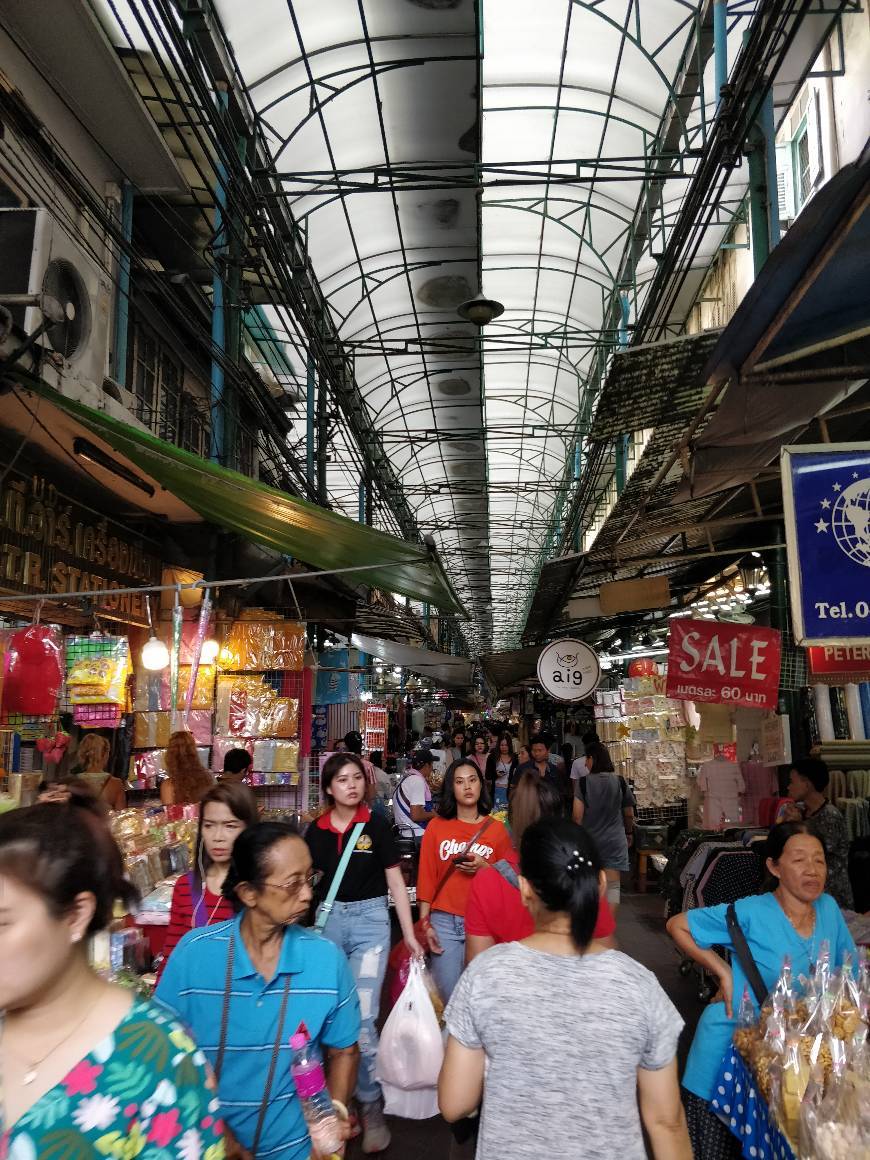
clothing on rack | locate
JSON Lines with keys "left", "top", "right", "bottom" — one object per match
{"left": 739, "top": 761, "right": 778, "bottom": 827}
{"left": 697, "top": 758, "right": 745, "bottom": 829}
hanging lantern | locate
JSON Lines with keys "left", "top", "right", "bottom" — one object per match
{"left": 628, "top": 657, "right": 658, "bottom": 678}
{"left": 141, "top": 635, "right": 170, "bottom": 671}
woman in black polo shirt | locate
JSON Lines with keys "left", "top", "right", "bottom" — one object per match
{"left": 306, "top": 752, "right": 423, "bottom": 1154}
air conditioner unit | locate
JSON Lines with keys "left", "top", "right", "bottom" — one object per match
{"left": 0, "top": 207, "right": 112, "bottom": 398}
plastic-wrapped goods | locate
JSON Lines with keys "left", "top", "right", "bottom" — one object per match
{"left": 133, "top": 711, "right": 172, "bottom": 750}
{"left": 175, "top": 665, "right": 215, "bottom": 710}
{"left": 183, "top": 709, "right": 213, "bottom": 748}
{"left": 376, "top": 958, "right": 445, "bottom": 1120}
{"left": 215, "top": 675, "right": 275, "bottom": 737}
{"left": 217, "top": 614, "right": 305, "bottom": 672}
{"left": 67, "top": 638, "right": 130, "bottom": 705}
{"left": 780, "top": 1033, "right": 812, "bottom": 1141}
{"left": 271, "top": 697, "right": 299, "bottom": 738}
{"left": 2, "top": 625, "right": 63, "bottom": 716}
{"left": 271, "top": 740, "right": 299, "bottom": 775}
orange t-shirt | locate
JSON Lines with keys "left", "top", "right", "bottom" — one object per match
{"left": 417, "top": 815, "right": 512, "bottom": 917}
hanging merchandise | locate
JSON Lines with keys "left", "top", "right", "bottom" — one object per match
{"left": 66, "top": 635, "right": 131, "bottom": 729}
{"left": 2, "top": 624, "right": 63, "bottom": 717}
{"left": 183, "top": 588, "right": 212, "bottom": 722}
{"left": 169, "top": 591, "right": 183, "bottom": 720}
{"left": 218, "top": 612, "right": 305, "bottom": 671}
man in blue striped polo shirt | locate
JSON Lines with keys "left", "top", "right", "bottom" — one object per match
{"left": 156, "top": 822, "right": 360, "bottom": 1159}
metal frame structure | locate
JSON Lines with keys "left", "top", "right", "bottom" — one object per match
{"left": 78, "top": 0, "right": 859, "bottom": 655}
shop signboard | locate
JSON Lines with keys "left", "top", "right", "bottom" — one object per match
{"left": 0, "top": 469, "right": 161, "bottom": 621}
{"left": 536, "top": 639, "right": 601, "bottom": 702}
{"left": 666, "top": 618, "right": 782, "bottom": 712}
{"left": 781, "top": 443, "right": 870, "bottom": 646}
{"left": 806, "top": 644, "right": 870, "bottom": 682}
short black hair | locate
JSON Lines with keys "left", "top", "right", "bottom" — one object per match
{"left": 791, "top": 757, "right": 829, "bottom": 793}
{"left": 223, "top": 821, "right": 303, "bottom": 900}
{"left": 529, "top": 733, "right": 549, "bottom": 750}
{"left": 438, "top": 759, "right": 492, "bottom": 820}
{"left": 223, "top": 748, "right": 253, "bottom": 775}
{"left": 343, "top": 731, "right": 363, "bottom": 754}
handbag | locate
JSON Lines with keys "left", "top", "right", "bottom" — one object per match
{"left": 314, "top": 821, "right": 366, "bottom": 932}
{"left": 726, "top": 901, "right": 768, "bottom": 1007}
{"left": 386, "top": 816, "right": 495, "bottom": 1004}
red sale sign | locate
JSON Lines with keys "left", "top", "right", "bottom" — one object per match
{"left": 666, "top": 619, "right": 782, "bottom": 711}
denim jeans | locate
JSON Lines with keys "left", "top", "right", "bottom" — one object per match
{"left": 321, "top": 896, "right": 390, "bottom": 1103}
{"left": 428, "top": 910, "right": 466, "bottom": 1004}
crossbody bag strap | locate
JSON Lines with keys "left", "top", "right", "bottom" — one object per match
{"left": 429, "top": 816, "right": 495, "bottom": 910}
{"left": 215, "top": 928, "right": 294, "bottom": 1158}
{"left": 315, "top": 821, "right": 366, "bottom": 931}
{"left": 726, "top": 902, "right": 768, "bottom": 1008}
{"left": 251, "top": 974, "right": 292, "bottom": 1156}
{"left": 214, "top": 934, "right": 235, "bottom": 1084}
{"left": 395, "top": 776, "right": 413, "bottom": 816}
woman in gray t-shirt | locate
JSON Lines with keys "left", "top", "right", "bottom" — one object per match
{"left": 572, "top": 742, "right": 635, "bottom": 908}
{"left": 439, "top": 818, "right": 689, "bottom": 1160}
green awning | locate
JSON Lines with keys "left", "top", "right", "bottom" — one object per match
{"left": 14, "top": 380, "right": 465, "bottom": 614}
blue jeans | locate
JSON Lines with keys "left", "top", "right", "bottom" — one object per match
{"left": 321, "top": 896, "right": 390, "bottom": 1103}
{"left": 428, "top": 910, "right": 466, "bottom": 1004}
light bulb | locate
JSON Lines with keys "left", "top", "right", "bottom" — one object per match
{"left": 201, "top": 638, "right": 220, "bottom": 664}
{"left": 141, "top": 635, "right": 170, "bottom": 671}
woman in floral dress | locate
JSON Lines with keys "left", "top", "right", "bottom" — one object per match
{"left": 0, "top": 803, "right": 223, "bottom": 1159}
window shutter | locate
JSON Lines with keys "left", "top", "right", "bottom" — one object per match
{"left": 806, "top": 87, "right": 824, "bottom": 188}
{"left": 776, "top": 143, "right": 796, "bottom": 222}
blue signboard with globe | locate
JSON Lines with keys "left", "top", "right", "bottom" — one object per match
{"left": 782, "top": 444, "right": 870, "bottom": 645}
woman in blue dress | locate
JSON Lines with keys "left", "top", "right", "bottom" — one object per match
{"left": 667, "top": 821, "right": 857, "bottom": 1160}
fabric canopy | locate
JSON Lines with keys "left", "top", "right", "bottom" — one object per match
{"left": 15, "top": 381, "right": 465, "bottom": 614}
{"left": 349, "top": 633, "right": 474, "bottom": 688}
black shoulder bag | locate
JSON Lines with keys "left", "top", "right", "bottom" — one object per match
{"left": 726, "top": 902, "right": 768, "bottom": 1007}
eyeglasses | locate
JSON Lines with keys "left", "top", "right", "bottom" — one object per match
{"left": 263, "top": 870, "right": 324, "bottom": 895}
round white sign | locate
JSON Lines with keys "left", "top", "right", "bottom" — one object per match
{"left": 536, "top": 639, "right": 601, "bottom": 702}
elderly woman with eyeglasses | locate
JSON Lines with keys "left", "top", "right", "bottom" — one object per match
{"left": 156, "top": 821, "right": 361, "bottom": 1160}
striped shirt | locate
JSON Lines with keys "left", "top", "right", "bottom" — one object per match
{"left": 155, "top": 914, "right": 360, "bottom": 1159}
{"left": 156, "top": 872, "right": 236, "bottom": 981}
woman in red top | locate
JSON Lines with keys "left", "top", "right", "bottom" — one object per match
{"left": 465, "top": 771, "right": 615, "bottom": 961}
{"left": 156, "top": 782, "right": 258, "bottom": 978}
{"left": 418, "top": 759, "right": 511, "bottom": 1002}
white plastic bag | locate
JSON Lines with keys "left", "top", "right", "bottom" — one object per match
{"left": 376, "top": 958, "right": 444, "bottom": 1118}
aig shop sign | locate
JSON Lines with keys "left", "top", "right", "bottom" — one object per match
{"left": 537, "top": 639, "right": 601, "bottom": 702}
{"left": 781, "top": 444, "right": 870, "bottom": 645}
{"left": 666, "top": 619, "right": 782, "bottom": 711}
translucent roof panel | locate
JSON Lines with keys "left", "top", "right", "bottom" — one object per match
{"left": 91, "top": 0, "right": 757, "bottom": 652}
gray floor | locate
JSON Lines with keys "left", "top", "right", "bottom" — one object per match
{"left": 348, "top": 888, "right": 706, "bottom": 1160}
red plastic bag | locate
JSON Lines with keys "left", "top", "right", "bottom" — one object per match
{"left": 3, "top": 626, "right": 63, "bottom": 715}
{"left": 386, "top": 919, "right": 429, "bottom": 1009}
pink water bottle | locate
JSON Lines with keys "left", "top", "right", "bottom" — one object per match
{"left": 290, "top": 1032, "right": 342, "bottom": 1155}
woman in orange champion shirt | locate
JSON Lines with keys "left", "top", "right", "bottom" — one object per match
{"left": 418, "top": 758, "right": 511, "bottom": 1002}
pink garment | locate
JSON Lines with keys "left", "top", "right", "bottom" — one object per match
{"left": 740, "top": 761, "right": 778, "bottom": 826}
{"left": 698, "top": 758, "right": 745, "bottom": 828}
